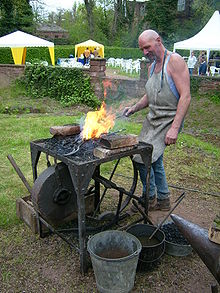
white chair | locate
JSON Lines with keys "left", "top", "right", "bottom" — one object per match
{"left": 210, "top": 66, "right": 219, "bottom": 76}
{"left": 106, "top": 58, "right": 115, "bottom": 67}
{"left": 115, "top": 58, "right": 122, "bottom": 67}
{"left": 40, "top": 61, "right": 48, "bottom": 66}
{"left": 73, "top": 61, "right": 83, "bottom": 68}
{"left": 132, "top": 60, "right": 141, "bottom": 74}
{"left": 67, "top": 59, "right": 74, "bottom": 66}
{"left": 120, "top": 59, "right": 127, "bottom": 71}
{"left": 125, "top": 60, "right": 133, "bottom": 74}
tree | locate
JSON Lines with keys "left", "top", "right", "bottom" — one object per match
{"left": 14, "top": 0, "right": 34, "bottom": 32}
{"left": 0, "top": 0, "right": 34, "bottom": 36}
{"left": 84, "top": 0, "right": 95, "bottom": 37}
{"left": 192, "top": 0, "right": 216, "bottom": 26}
{"left": 144, "top": 0, "right": 178, "bottom": 39}
{"left": 112, "top": 0, "right": 128, "bottom": 37}
{"left": 31, "top": 0, "right": 47, "bottom": 23}
{"left": 0, "top": 0, "right": 15, "bottom": 36}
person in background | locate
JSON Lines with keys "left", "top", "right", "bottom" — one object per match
{"left": 93, "top": 47, "right": 99, "bottom": 58}
{"left": 199, "top": 56, "right": 207, "bottom": 75}
{"left": 187, "top": 51, "right": 197, "bottom": 76}
{"left": 84, "top": 47, "right": 90, "bottom": 65}
{"left": 123, "top": 30, "right": 191, "bottom": 211}
{"left": 90, "top": 49, "right": 94, "bottom": 59}
{"left": 69, "top": 54, "right": 74, "bottom": 58}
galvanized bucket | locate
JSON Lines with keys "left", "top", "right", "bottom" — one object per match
{"left": 87, "top": 230, "right": 142, "bottom": 293}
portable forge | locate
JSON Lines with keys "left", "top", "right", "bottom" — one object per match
{"left": 30, "top": 133, "right": 153, "bottom": 273}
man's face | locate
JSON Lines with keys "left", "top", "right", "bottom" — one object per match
{"left": 139, "top": 36, "right": 158, "bottom": 62}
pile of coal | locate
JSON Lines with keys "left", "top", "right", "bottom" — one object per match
{"left": 161, "top": 222, "right": 189, "bottom": 245}
{"left": 43, "top": 134, "right": 99, "bottom": 161}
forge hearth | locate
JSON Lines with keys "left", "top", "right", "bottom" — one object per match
{"left": 30, "top": 133, "right": 153, "bottom": 273}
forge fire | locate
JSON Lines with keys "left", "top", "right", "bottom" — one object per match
{"left": 81, "top": 102, "right": 115, "bottom": 140}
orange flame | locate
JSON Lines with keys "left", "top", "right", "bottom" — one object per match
{"left": 81, "top": 102, "right": 115, "bottom": 140}
{"left": 103, "top": 80, "right": 113, "bottom": 98}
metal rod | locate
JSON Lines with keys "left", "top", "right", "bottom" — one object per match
{"left": 7, "top": 154, "right": 32, "bottom": 194}
{"left": 108, "top": 128, "right": 126, "bottom": 134}
{"left": 104, "top": 172, "right": 220, "bottom": 198}
{"left": 149, "top": 192, "right": 185, "bottom": 240}
{"left": 115, "top": 114, "right": 126, "bottom": 120}
{"left": 63, "top": 140, "right": 85, "bottom": 156}
{"left": 174, "top": 191, "right": 186, "bottom": 203}
{"left": 39, "top": 215, "right": 79, "bottom": 252}
{"left": 168, "top": 184, "right": 220, "bottom": 198}
{"left": 132, "top": 200, "right": 154, "bottom": 225}
{"left": 92, "top": 158, "right": 121, "bottom": 217}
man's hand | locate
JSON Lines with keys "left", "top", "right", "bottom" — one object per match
{"left": 165, "top": 127, "right": 179, "bottom": 145}
{"left": 122, "top": 106, "right": 135, "bottom": 117}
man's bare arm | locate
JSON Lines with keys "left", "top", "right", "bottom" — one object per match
{"left": 165, "top": 54, "right": 191, "bottom": 145}
{"left": 123, "top": 94, "right": 149, "bottom": 116}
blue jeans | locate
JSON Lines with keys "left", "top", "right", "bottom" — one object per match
{"left": 188, "top": 68, "right": 193, "bottom": 76}
{"left": 136, "top": 154, "right": 169, "bottom": 201}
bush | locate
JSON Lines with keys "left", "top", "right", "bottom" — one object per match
{"left": 190, "top": 76, "right": 201, "bottom": 95}
{"left": 21, "top": 65, "right": 101, "bottom": 109}
{"left": 0, "top": 48, "right": 14, "bottom": 64}
{"left": 104, "top": 46, "right": 143, "bottom": 59}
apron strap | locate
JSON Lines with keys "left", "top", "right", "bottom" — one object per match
{"left": 160, "top": 49, "right": 167, "bottom": 90}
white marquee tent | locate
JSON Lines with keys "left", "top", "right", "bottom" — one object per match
{"left": 173, "top": 10, "right": 220, "bottom": 60}
{"left": 0, "top": 30, "right": 55, "bottom": 65}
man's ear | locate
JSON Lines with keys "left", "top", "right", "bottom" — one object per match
{"left": 156, "top": 36, "right": 161, "bottom": 44}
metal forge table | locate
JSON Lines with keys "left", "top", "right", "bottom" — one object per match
{"left": 30, "top": 136, "right": 153, "bottom": 273}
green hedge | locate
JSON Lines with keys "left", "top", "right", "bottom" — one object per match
{"left": 104, "top": 47, "right": 143, "bottom": 59}
{"left": 0, "top": 45, "right": 143, "bottom": 65}
{"left": 0, "top": 48, "right": 14, "bottom": 64}
{"left": 21, "top": 65, "right": 101, "bottom": 108}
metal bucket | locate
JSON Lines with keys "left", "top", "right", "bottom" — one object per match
{"left": 126, "top": 224, "right": 165, "bottom": 271}
{"left": 161, "top": 221, "right": 192, "bottom": 256}
{"left": 87, "top": 230, "right": 142, "bottom": 293}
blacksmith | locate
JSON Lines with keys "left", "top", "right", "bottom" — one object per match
{"left": 123, "top": 30, "right": 191, "bottom": 211}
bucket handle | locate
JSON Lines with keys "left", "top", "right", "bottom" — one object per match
{"left": 134, "top": 249, "right": 141, "bottom": 256}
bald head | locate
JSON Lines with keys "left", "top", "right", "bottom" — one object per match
{"left": 139, "top": 30, "right": 159, "bottom": 43}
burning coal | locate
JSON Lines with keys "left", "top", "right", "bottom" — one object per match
{"left": 81, "top": 102, "right": 115, "bottom": 140}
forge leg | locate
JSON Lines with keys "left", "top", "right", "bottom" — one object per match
{"left": 140, "top": 149, "right": 152, "bottom": 221}
{"left": 75, "top": 191, "right": 87, "bottom": 273}
{"left": 68, "top": 165, "right": 88, "bottom": 274}
{"left": 94, "top": 166, "right": 100, "bottom": 211}
{"left": 30, "top": 146, "right": 41, "bottom": 181}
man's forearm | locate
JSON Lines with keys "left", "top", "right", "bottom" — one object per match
{"left": 131, "top": 94, "right": 148, "bottom": 113}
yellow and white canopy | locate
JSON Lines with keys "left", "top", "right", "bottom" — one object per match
{"left": 0, "top": 30, "right": 55, "bottom": 65}
{"left": 75, "top": 39, "right": 104, "bottom": 58}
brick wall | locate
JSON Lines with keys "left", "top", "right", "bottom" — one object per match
{"left": 88, "top": 59, "right": 220, "bottom": 100}
{"left": 1, "top": 61, "right": 219, "bottom": 99}
{"left": 88, "top": 58, "right": 149, "bottom": 99}
{"left": 0, "top": 64, "right": 25, "bottom": 87}
{"left": 197, "top": 77, "right": 220, "bottom": 93}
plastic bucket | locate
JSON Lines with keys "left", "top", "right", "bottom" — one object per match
{"left": 87, "top": 230, "right": 142, "bottom": 293}
{"left": 126, "top": 224, "right": 165, "bottom": 271}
